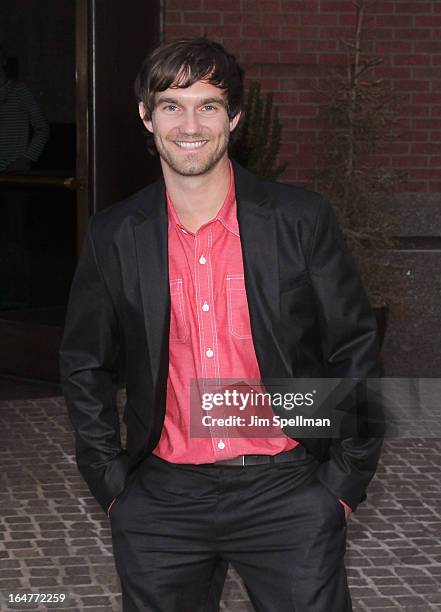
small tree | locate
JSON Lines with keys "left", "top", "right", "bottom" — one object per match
{"left": 314, "top": 0, "right": 402, "bottom": 308}
{"left": 230, "top": 80, "right": 288, "bottom": 181}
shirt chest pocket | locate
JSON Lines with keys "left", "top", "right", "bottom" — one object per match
{"left": 226, "top": 275, "right": 253, "bottom": 340}
{"left": 169, "top": 279, "right": 189, "bottom": 343}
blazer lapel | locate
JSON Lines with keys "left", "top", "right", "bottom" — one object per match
{"left": 234, "top": 162, "right": 292, "bottom": 378}
{"left": 133, "top": 179, "right": 170, "bottom": 391}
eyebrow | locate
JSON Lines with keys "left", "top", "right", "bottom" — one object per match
{"left": 155, "top": 96, "right": 227, "bottom": 108}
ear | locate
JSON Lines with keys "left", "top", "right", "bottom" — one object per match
{"left": 138, "top": 102, "right": 153, "bottom": 133}
{"left": 229, "top": 112, "right": 242, "bottom": 133}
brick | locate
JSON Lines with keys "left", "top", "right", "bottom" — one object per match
{"left": 241, "top": 51, "right": 280, "bottom": 63}
{"left": 4, "top": 516, "right": 32, "bottom": 523}
{"left": 395, "top": 2, "right": 433, "bottom": 13}
{"left": 203, "top": 0, "right": 238, "bottom": 9}
{"left": 365, "top": 1, "right": 395, "bottom": 12}
{"left": 395, "top": 80, "right": 431, "bottom": 92}
{"left": 320, "top": 1, "right": 354, "bottom": 11}
{"left": 399, "top": 130, "right": 429, "bottom": 141}
{"left": 279, "top": 52, "right": 318, "bottom": 64}
{"left": 284, "top": 129, "right": 317, "bottom": 143}
{"left": 281, "top": 104, "right": 318, "bottom": 117}
{"left": 415, "top": 15, "right": 441, "bottom": 27}
{"left": 376, "top": 41, "right": 413, "bottom": 54}
{"left": 301, "top": 14, "right": 338, "bottom": 26}
{"left": 375, "top": 67, "right": 412, "bottom": 79}
{"left": 395, "top": 28, "right": 437, "bottom": 40}
{"left": 413, "top": 119, "right": 441, "bottom": 129}
{"left": 243, "top": 0, "right": 280, "bottom": 10}
{"left": 381, "top": 143, "right": 410, "bottom": 155}
{"left": 412, "top": 94, "right": 441, "bottom": 105}
{"left": 298, "top": 143, "right": 321, "bottom": 156}
{"left": 259, "top": 78, "right": 280, "bottom": 91}
{"left": 280, "top": 26, "right": 319, "bottom": 39}
{"left": 0, "top": 578, "right": 23, "bottom": 588}
{"left": 366, "top": 27, "right": 396, "bottom": 40}
{"left": 249, "top": 13, "right": 300, "bottom": 26}
{"left": 287, "top": 155, "right": 315, "bottom": 168}
{"left": 301, "top": 40, "right": 337, "bottom": 52}
{"left": 375, "top": 15, "right": 414, "bottom": 27}
{"left": 204, "top": 25, "right": 242, "bottom": 38}
{"left": 319, "top": 26, "right": 354, "bottom": 39}
{"left": 414, "top": 41, "right": 441, "bottom": 53}
{"left": 411, "top": 143, "right": 441, "bottom": 154}
{"left": 261, "top": 39, "right": 299, "bottom": 52}
{"left": 1, "top": 569, "right": 23, "bottom": 579}
{"left": 183, "top": 12, "right": 221, "bottom": 24}
{"left": 280, "top": 0, "right": 319, "bottom": 12}
{"left": 395, "top": 55, "right": 431, "bottom": 66}
{"left": 318, "top": 54, "right": 347, "bottom": 64}
{"left": 339, "top": 14, "right": 358, "bottom": 27}
{"left": 165, "top": 25, "right": 203, "bottom": 38}
{"left": 222, "top": 12, "right": 247, "bottom": 25}
{"left": 412, "top": 169, "right": 441, "bottom": 180}
{"left": 242, "top": 24, "right": 280, "bottom": 38}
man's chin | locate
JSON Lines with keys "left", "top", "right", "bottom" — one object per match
{"left": 163, "top": 156, "right": 220, "bottom": 177}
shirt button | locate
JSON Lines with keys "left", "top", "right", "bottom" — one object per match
{"left": 217, "top": 440, "right": 225, "bottom": 450}
{"left": 202, "top": 301, "right": 210, "bottom": 312}
{"left": 199, "top": 255, "right": 206, "bottom": 264}
{"left": 206, "top": 348, "right": 214, "bottom": 358}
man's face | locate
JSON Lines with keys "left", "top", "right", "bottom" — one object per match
{"left": 139, "top": 80, "right": 241, "bottom": 177}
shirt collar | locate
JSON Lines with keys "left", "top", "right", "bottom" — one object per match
{"left": 166, "top": 160, "right": 239, "bottom": 237}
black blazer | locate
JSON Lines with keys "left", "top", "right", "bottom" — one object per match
{"left": 60, "top": 161, "right": 384, "bottom": 513}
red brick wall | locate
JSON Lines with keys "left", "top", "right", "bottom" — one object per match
{"left": 164, "top": 0, "right": 441, "bottom": 192}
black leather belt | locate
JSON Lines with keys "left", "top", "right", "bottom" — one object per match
{"left": 204, "top": 447, "right": 303, "bottom": 468}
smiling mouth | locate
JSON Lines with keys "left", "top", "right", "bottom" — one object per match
{"left": 174, "top": 140, "right": 208, "bottom": 150}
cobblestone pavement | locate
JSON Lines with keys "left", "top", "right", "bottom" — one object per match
{"left": 1, "top": 395, "right": 441, "bottom": 612}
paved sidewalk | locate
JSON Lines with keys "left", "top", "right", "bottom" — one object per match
{"left": 0, "top": 396, "right": 441, "bottom": 611}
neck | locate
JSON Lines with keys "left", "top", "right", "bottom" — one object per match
{"left": 162, "top": 157, "right": 231, "bottom": 232}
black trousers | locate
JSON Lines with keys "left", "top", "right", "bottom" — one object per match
{"left": 110, "top": 447, "right": 352, "bottom": 612}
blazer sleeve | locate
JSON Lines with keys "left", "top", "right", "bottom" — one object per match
{"left": 307, "top": 196, "right": 386, "bottom": 512}
{"left": 59, "top": 220, "right": 129, "bottom": 512}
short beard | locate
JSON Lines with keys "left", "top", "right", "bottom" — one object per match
{"left": 154, "top": 126, "right": 230, "bottom": 177}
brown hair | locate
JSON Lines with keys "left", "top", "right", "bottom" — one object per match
{"left": 134, "top": 37, "right": 244, "bottom": 153}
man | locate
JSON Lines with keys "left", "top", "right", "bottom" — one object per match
{"left": 0, "top": 45, "right": 49, "bottom": 173}
{"left": 0, "top": 45, "right": 49, "bottom": 307}
{"left": 60, "top": 38, "right": 384, "bottom": 612}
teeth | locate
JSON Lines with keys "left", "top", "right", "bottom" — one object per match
{"left": 175, "top": 141, "right": 206, "bottom": 149}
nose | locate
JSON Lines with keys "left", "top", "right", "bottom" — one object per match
{"left": 179, "top": 109, "right": 201, "bottom": 135}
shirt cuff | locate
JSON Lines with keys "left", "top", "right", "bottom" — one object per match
{"left": 338, "top": 498, "right": 352, "bottom": 513}
{"left": 107, "top": 498, "right": 117, "bottom": 517}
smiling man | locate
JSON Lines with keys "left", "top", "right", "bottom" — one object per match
{"left": 60, "top": 38, "right": 384, "bottom": 612}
